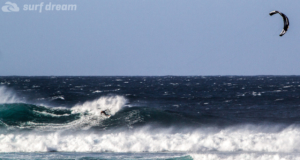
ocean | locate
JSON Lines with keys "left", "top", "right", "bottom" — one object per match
{"left": 0, "top": 76, "right": 300, "bottom": 160}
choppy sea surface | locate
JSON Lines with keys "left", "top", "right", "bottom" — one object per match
{"left": 1, "top": 76, "right": 300, "bottom": 160}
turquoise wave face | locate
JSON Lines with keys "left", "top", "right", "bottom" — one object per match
{"left": 0, "top": 103, "right": 79, "bottom": 128}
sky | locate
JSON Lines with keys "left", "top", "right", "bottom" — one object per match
{"left": 0, "top": 0, "right": 299, "bottom": 76}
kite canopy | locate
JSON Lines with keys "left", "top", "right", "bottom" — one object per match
{"left": 269, "top": 10, "right": 289, "bottom": 36}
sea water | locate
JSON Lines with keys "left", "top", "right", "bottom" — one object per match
{"left": 0, "top": 76, "right": 300, "bottom": 160}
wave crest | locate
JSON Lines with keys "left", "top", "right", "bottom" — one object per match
{"left": 71, "top": 95, "right": 127, "bottom": 116}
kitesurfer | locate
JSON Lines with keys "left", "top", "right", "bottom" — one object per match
{"left": 101, "top": 110, "right": 111, "bottom": 117}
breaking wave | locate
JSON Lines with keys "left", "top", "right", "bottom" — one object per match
{"left": 0, "top": 92, "right": 127, "bottom": 131}
{"left": 0, "top": 124, "right": 300, "bottom": 154}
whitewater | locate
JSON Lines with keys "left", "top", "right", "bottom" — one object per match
{"left": 1, "top": 76, "right": 300, "bottom": 160}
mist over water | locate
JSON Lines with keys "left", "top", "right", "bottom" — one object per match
{"left": 0, "top": 76, "right": 300, "bottom": 159}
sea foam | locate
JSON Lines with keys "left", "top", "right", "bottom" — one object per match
{"left": 71, "top": 95, "right": 127, "bottom": 116}
{"left": 0, "top": 86, "right": 21, "bottom": 104}
{"left": 0, "top": 124, "right": 300, "bottom": 153}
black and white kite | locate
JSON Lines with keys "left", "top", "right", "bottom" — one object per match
{"left": 269, "top": 10, "right": 289, "bottom": 36}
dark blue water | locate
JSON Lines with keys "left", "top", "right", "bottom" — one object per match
{"left": 0, "top": 76, "right": 300, "bottom": 159}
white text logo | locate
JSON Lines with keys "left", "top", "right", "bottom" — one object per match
{"left": 2, "top": 2, "right": 77, "bottom": 13}
{"left": 24, "top": 2, "right": 77, "bottom": 13}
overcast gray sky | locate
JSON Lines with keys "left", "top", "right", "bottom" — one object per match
{"left": 0, "top": 0, "right": 299, "bottom": 76}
